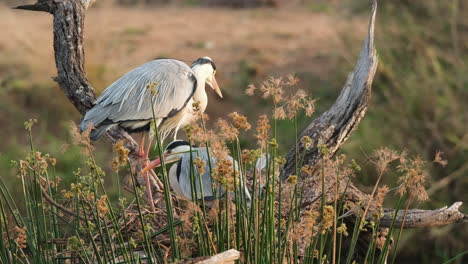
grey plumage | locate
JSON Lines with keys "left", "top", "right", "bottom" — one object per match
{"left": 169, "top": 146, "right": 251, "bottom": 203}
{"left": 80, "top": 59, "right": 196, "bottom": 140}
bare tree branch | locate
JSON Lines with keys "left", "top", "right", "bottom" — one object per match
{"left": 39, "top": 185, "right": 86, "bottom": 221}
{"left": 281, "top": 0, "right": 378, "bottom": 180}
{"left": 15, "top": 0, "right": 143, "bottom": 181}
{"left": 176, "top": 249, "right": 240, "bottom": 264}
{"left": 381, "top": 202, "right": 468, "bottom": 228}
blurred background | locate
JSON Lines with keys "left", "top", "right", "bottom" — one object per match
{"left": 0, "top": 0, "right": 466, "bottom": 262}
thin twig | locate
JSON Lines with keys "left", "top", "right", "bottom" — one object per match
{"left": 39, "top": 185, "right": 86, "bottom": 221}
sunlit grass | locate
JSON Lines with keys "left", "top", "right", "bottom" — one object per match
{"left": 1, "top": 75, "right": 463, "bottom": 264}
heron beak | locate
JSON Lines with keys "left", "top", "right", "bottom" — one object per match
{"left": 140, "top": 152, "right": 182, "bottom": 174}
{"left": 140, "top": 154, "right": 168, "bottom": 174}
{"left": 209, "top": 76, "right": 223, "bottom": 98}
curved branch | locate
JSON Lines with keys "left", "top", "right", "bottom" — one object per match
{"left": 381, "top": 202, "right": 468, "bottom": 228}
{"left": 15, "top": 0, "right": 140, "bottom": 159}
{"left": 177, "top": 249, "right": 240, "bottom": 264}
{"left": 282, "top": 0, "right": 378, "bottom": 179}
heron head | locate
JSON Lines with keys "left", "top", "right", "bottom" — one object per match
{"left": 192, "top": 57, "right": 223, "bottom": 98}
{"left": 148, "top": 140, "right": 192, "bottom": 168}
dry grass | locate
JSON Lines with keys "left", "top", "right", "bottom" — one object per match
{"left": 0, "top": 4, "right": 365, "bottom": 95}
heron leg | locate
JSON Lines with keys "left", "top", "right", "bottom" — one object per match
{"left": 144, "top": 171, "right": 156, "bottom": 212}
{"left": 140, "top": 159, "right": 161, "bottom": 175}
{"left": 138, "top": 133, "right": 146, "bottom": 157}
{"left": 149, "top": 169, "right": 164, "bottom": 191}
{"left": 144, "top": 138, "right": 152, "bottom": 159}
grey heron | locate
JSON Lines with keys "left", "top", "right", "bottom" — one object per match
{"left": 143, "top": 140, "right": 251, "bottom": 205}
{"left": 79, "top": 57, "right": 222, "bottom": 157}
{"left": 79, "top": 57, "right": 221, "bottom": 210}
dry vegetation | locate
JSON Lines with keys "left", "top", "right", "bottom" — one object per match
{"left": 0, "top": 1, "right": 467, "bottom": 263}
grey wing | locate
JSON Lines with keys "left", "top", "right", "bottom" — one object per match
{"left": 81, "top": 59, "right": 196, "bottom": 130}
{"left": 178, "top": 148, "right": 222, "bottom": 200}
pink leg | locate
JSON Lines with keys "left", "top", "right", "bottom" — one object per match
{"left": 138, "top": 133, "right": 146, "bottom": 157}
{"left": 141, "top": 158, "right": 162, "bottom": 174}
{"left": 144, "top": 137, "right": 152, "bottom": 159}
{"left": 149, "top": 169, "right": 164, "bottom": 190}
{"left": 139, "top": 133, "right": 156, "bottom": 211}
{"left": 145, "top": 172, "right": 156, "bottom": 212}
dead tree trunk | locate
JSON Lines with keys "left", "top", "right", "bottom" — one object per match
{"left": 15, "top": 0, "right": 467, "bottom": 262}
{"left": 15, "top": 0, "right": 149, "bottom": 194}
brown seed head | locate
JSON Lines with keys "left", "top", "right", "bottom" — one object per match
{"left": 256, "top": 115, "right": 270, "bottom": 148}
{"left": 229, "top": 112, "right": 251, "bottom": 131}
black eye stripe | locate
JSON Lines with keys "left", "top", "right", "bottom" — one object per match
{"left": 165, "top": 140, "right": 190, "bottom": 152}
{"left": 192, "top": 57, "right": 216, "bottom": 71}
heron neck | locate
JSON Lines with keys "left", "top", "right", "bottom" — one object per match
{"left": 192, "top": 75, "right": 208, "bottom": 112}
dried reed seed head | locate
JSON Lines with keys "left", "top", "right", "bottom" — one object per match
{"left": 375, "top": 228, "right": 391, "bottom": 250}
{"left": 14, "top": 226, "right": 27, "bottom": 249}
{"left": 304, "top": 100, "right": 316, "bottom": 117}
{"left": 399, "top": 148, "right": 408, "bottom": 166}
{"left": 373, "top": 147, "right": 399, "bottom": 175}
{"left": 269, "top": 138, "right": 278, "bottom": 148}
{"left": 183, "top": 124, "right": 195, "bottom": 140}
{"left": 433, "top": 151, "right": 448, "bottom": 167}
{"left": 287, "top": 175, "right": 298, "bottom": 185}
{"left": 70, "top": 122, "right": 94, "bottom": 153}
{"left": 286, "top": 73, "right": 300, "bottom": 86}
{"left": 111, "top": 140, "right": 129, "bottom": 171}
{"left": 301, "top": 165, "right": 314, "bottom": 176}
{"left": 321, "top": 205, "right": 335, "bottom": 234}
{"left": 245, "top": 84, "right": 256, "bottom": 96}
{"left": 32, "top": 152, "right": 50, "bottom": 174}
{"left": 24, "top": 118, "right": 38, "bottom": 131}
{"left": 256, "top": 115, "right": 270, "bottom": 148}
{"left": 228, "top": 112, "right": 251, "bottom": 131}
{"left": 349, "top": 159, "right": 361, "bottom": 172}
{"left": 193, "top": 157, "right": 206, "bottom": 175}
{"left": 19, "top": 160, "right": 29, "bottom": 177}
{"left": 291, "top": 208, "right": 319, "bottom": 247}
{"left": 210, "top": 139, "right": 230, "bottom": 160}
{"left": 192, "top": 100, "right": 201, "bottom": 112}
{"left": 295, "top": 88, "right": 306, "bottom": 99}
{"left": 273, "top": 106, "right": 287, "bottom": 120}
{"left": 241, "top": 149, "right": 260, "bottom": 165}
{"left": 376, "top": 185, "right": 389, "bottom": 209}
{"left": 317, "top": 143, "right": 329, "bottom": 156}
{"left": 336, "top": 223, "right": 349, "bottom": 237}
{"left": 300, "top": 136, "right": 313, "bottom": 150}
{"left": 146, "top": 82, "right": 158, "bottom": 95}
{"left": 184, "top": 123, "right": 212, "bottom": 144}
{"left": 275, "top": 156, "right": 286, "bottom": 167}
{"left": 397, "top": 156, "right": 429, "bottom": 202}
{"left": 217, "top": 118, "right": 238, "bottom": 141}
{"left": 97, "top": 195, "right": 109, "bottom": 218}
{"left": 259, "top": 76, "right": 285, "bottom": 104}
{"left": 212, "top": 159, "right": 240, "bottom": 190}
{"left": 63, "top": 189, "right": 75, "bottom": 199}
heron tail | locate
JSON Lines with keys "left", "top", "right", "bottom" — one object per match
{"left": 89, "top": 124, "right": 114, "bottom": 141}
{"left": 79, "top": 119, "right": 114, "bottom": 141}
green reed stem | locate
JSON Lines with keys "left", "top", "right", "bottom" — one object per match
{"left": 150, "top": 100, "right": 179, "bottom": 260}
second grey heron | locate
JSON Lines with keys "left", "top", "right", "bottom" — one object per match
{"left": 143, "top": 140, "right": 251, "bottom": 205}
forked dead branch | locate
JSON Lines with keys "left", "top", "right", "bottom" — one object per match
{"left": 14, "top": 0, "right": 467, "bottom": 261}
